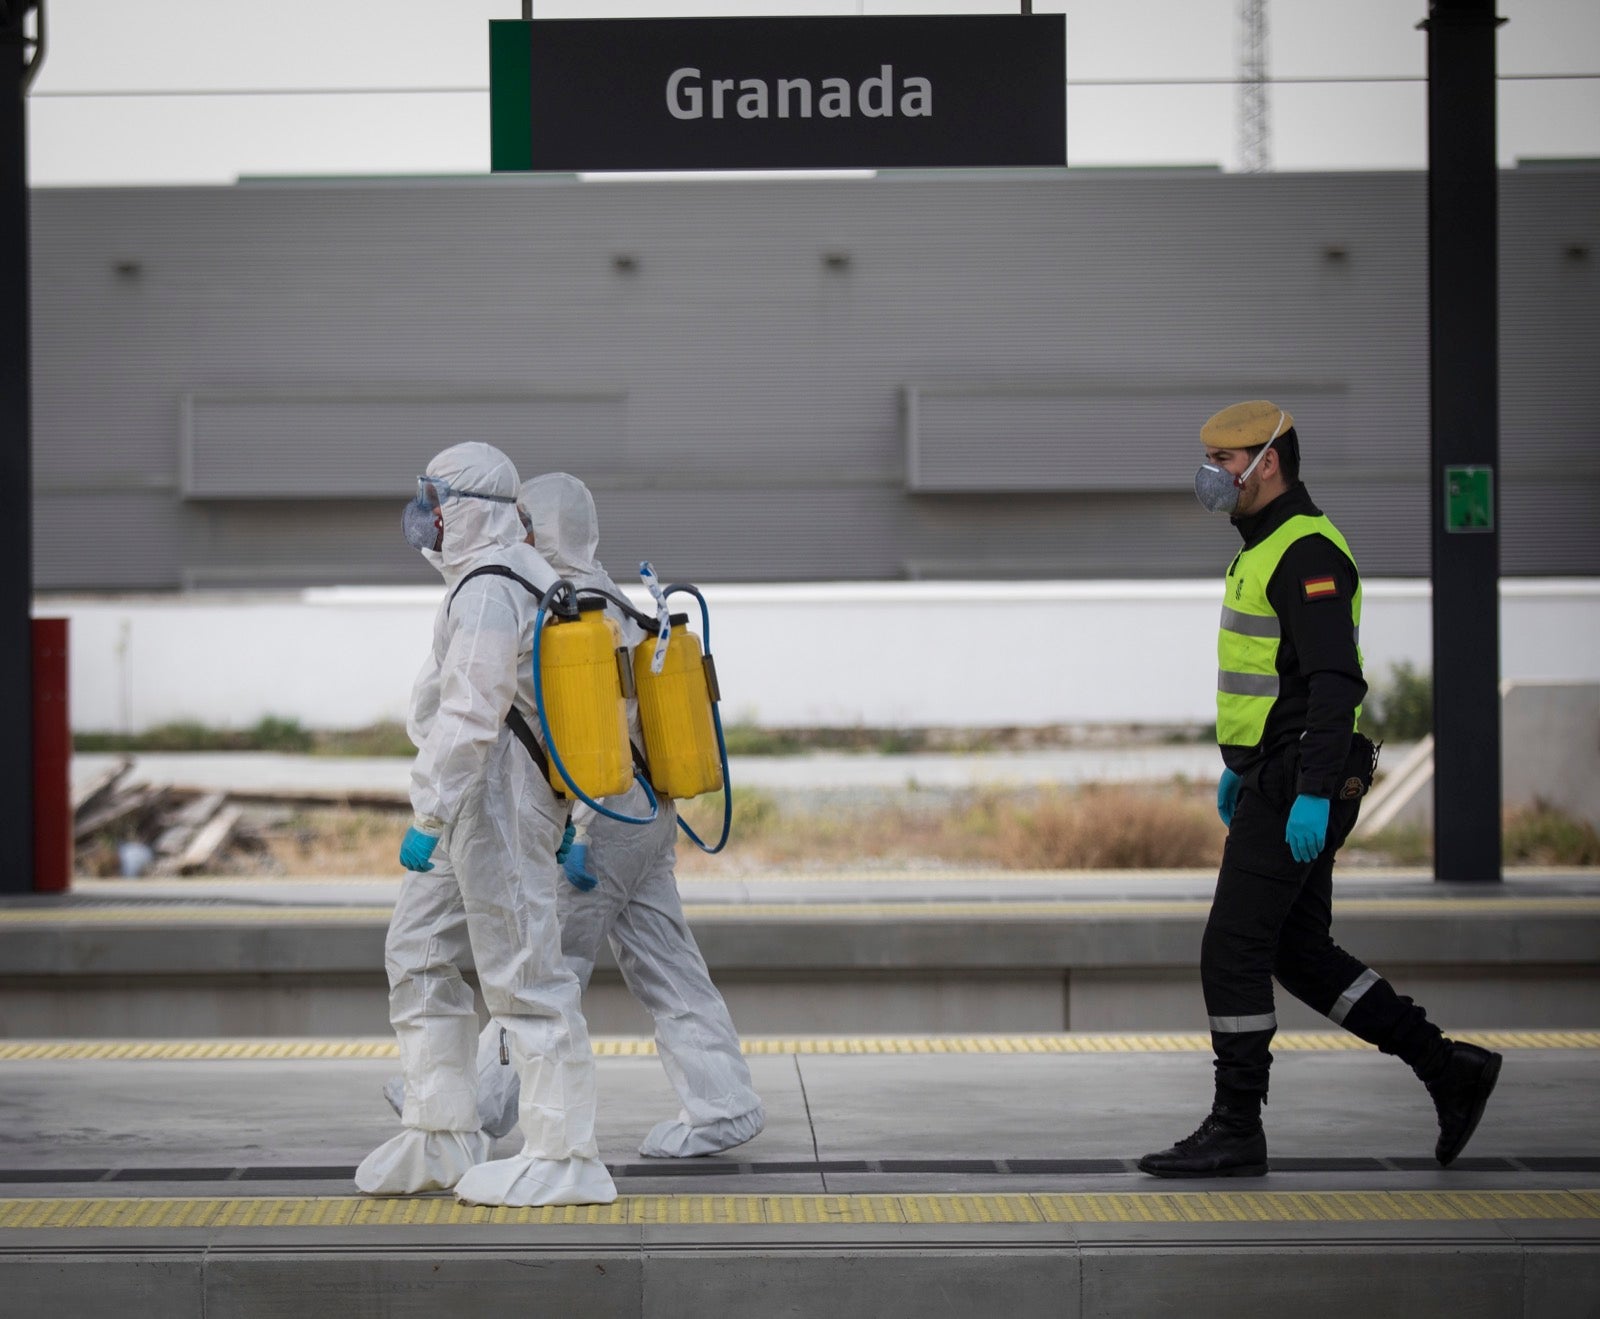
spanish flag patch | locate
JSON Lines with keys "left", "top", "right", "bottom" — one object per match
{"left": 1302, "top": 575, "right": 1339, "bottom": 601}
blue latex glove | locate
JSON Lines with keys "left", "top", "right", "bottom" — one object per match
{"left": 555, "top": 822, "right": 576, "bottom": 865}
{"left": 562, "top": 841, "right": 598, "bottom": 892}
{"left": 1216, "top": 768, "right": 1242, "bottom": 827}
{"left": 399, "top": 826, "right": 439, "bottom": 873}
{"left": 1285, "top": 794, "right": 1331, "bottom": 863}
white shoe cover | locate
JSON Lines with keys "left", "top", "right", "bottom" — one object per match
{"left": 454, "top": 1154, "right": 617, "bottom": 1207}
{"left": 638, "top": 1106, "right": 766, "bottom": 1159}
{"left": 354, "top": 1127, "right": 493, "bottom": 1195}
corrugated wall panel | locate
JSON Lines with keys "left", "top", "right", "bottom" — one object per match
{"left": 906, "top": 383, "right": 1348, "bottom": 492}
{"left": 27, "top": 168, "right": 1599, "bottom": 589}
{"left": 1498, "top": 170, "right": 1600, "bottom": 576}
{"left": 33, "top": 491, "right": 185, "bottom": 591}
{"left": 181, "top": 389, "right": 626, "bottom": 498}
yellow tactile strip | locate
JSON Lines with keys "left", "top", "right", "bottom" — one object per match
{"left": 2, "top": 1189, "right": 1597, "bottom": 1231}
{"left": 0, "top": 1030, "right": 1594, "bottom": 1063}
{"left": 3, "top": 897, "right": 1598, "bottom": 924}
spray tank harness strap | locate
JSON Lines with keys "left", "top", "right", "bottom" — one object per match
{"left": 447, "top": 564, "right": 546, "bottom": 616}
{"left": 573, "top": 586, "right": 659, "bottom": 635}
{"left": 503, "top": 704, "right": 553, "bottom": 789}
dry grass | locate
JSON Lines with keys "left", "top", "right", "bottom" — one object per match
{"left": 246, "top": 808, "right": 404, "bottom": 876}
{"left": 1504, "top": 800, "right": 1600, "bottom": 865}
{"left": 187, "top": 783, "right": 1225, "bottom": 877}
{"left": 125, "top": 784, "right": 1600, "bottom": 879}
{"left": 987, "top": 785, "right": 1224, "bottom": 870}
{"left": 675, "top": 783, "right": 1225, "bottom": 873}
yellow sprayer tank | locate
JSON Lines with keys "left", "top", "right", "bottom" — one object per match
{"left": 538, "top": 600, "right": 633, "bottom": 799}
{"left": 634, "top": 613, "right": 723, "bottom": 799}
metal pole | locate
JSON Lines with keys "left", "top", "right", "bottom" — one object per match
{"left": 1423, "top": 0, "right": 1503, "bottom": 882}
{"left": 0, "top": 1, "right": 37, "bottom": 896}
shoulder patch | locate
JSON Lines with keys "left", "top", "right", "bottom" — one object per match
{"left": 1301, "top": 574, "right": 1340, "bottom": 602}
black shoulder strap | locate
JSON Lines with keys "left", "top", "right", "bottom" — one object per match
{"left": 504, "top": 705, "right": 554, "bottom": 789}
{"left": 450, "top": 567, "right": 558, "bottom": 787}
{"left": 505, "top": 709, "right": 645, "bottom": 799}
{"left": 448, "top": 564, "right": 548, "bottom": 615}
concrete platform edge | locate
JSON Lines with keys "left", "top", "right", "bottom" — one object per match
{"left": 5, "top": 1228, "right": 1598, "bottom": 1319}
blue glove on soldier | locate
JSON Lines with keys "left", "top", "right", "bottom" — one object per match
{"left": 555, "top": 822, "right": 576, "bottom": 865}
{"left": 562, "top": 841, "right": 598, "bottom": 893}
{"left": 1285, "top": 794, "right": 1331, "bottom": 863}
{"left": 1216, "top": 768, "right": 1242, "bottom": 827}
{"left": 399, "top": 826, "right": 439, "bottom": 873}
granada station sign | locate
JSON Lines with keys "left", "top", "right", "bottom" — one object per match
{"left": 489, "top": 15, "right": 1065, "bottom": 172}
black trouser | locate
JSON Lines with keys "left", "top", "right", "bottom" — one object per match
{"left": 1202, "top": 735, "right": 1448, "bottom": 1102}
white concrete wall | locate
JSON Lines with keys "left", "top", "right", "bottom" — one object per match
{"left": 1502, "top": 681, "right": 1600, "bottom": 829}
{"left": 36, "top": 579, "right": 1600, "bottom": 734}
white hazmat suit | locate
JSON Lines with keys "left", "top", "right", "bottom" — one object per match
{"left": 474, "top": 472, "right": 765, "bottom": 1158}
{"left": 355, "top": 443, "right": 615, "bottom": 1207}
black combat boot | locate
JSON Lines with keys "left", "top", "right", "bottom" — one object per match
{"left": 1138, "top": 1100, "right": 1268, "bottom": 1178}
{"left": 1424, "top": 1041, "right": 1503, "bottom": 1167}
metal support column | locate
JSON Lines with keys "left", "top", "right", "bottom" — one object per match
{"left": 1423, "top": 0, "right": 1503, "bottom": 882}
{"left": 0, "top": 2, "right": 37, "bottom": 895}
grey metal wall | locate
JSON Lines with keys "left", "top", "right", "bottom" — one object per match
{"left": 29, "top": 166, "right": 1600, "bottom": 590}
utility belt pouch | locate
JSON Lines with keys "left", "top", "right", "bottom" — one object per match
{"left": 1338, "top": 732, "right": 1380, "bottom": 801}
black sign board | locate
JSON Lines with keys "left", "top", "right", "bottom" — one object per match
{"left": 490, "top": 15, "right": 1065, "bottom": 173}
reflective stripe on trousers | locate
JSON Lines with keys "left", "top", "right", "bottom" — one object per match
{"left": 1209, "top": 1012, "right": 1278, "bottom": 1033}
{"left": 1328, "top": 968, "right": 1382, "bottom": 1025}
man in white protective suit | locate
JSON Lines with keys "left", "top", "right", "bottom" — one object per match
{"left": 464, "top": 471, "right": 764, "bottom": 1158}
{"left": 355, "top": 442, "right": 616, "bottom": 1207}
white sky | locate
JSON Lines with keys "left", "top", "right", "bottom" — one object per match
{"left": 24, "top": 0, "right": 1600, "bottom": 186}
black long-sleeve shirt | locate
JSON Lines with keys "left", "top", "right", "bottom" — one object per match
{"left": 1220, "top": 483, "right": 1368, "bottom": 798}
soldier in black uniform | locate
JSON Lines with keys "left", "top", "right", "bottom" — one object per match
{"left": 1139, "top": 400, "right": 1502, "bottom": 1178}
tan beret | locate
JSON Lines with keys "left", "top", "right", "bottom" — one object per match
{"left": 1200, "top": 400, "right": 1294, "bottom": 449}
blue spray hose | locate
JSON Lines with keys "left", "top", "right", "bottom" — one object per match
{"left": 532, "top": 601, "right": 660, "bottom": 825}
{"left": 664, "top": 583, "right": 733, "bottom": 854}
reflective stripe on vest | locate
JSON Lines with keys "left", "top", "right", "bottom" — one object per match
{"left": 1217, "top": 513, "right": 1363, "bottom": 749}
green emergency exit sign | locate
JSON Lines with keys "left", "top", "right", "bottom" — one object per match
{"left": 1445, "top": 465, "right": 1494, "bottom": 533}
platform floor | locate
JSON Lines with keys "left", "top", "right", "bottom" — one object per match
{"left": 7, "top": 867, "right": 1599, "bottom": 1313}
{"left": 3, "top": 1034, "right": 1598, "bottom": 1317}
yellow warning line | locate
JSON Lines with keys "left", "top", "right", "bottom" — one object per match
{"left": 2, "top": 1189, "right": 1597, "bottom": 1231}
{"left": 1, "top": 1030, "right": 1595, "bottom": 1063}
{"left": 4, "top": 897, "right": 1598, "bottom": 925}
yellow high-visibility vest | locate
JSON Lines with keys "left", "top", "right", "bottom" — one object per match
{"left": 1217, "top": 513, "right": 1363, "bottom": 748}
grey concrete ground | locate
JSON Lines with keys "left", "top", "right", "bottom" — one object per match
{"left": 58, "top": 864, "right": 1600, "bottom": 908}
{"left": 2, "top": 1046, "right": 1598, "bottom": 1317}
{"left": 1, "top": 1046, "right": 1597, "bottom": 1193}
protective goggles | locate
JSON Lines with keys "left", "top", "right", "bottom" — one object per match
{"left": 416, "top": 475, "right": 518, "bottom": 508}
